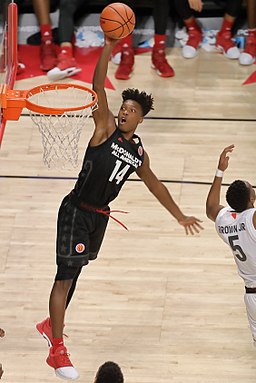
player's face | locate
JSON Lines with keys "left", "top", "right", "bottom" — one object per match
{"left": 117, "top": 100, "right": 144, "bottom": 133}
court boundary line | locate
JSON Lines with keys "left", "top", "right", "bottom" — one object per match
{"left": 0, "top": 174, "right": 237, "bottom": 187}
{"left": 18, "top": 112, "right": 256, "bottom": 122}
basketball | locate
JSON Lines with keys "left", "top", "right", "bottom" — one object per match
{"left": 100, "top": 2, "right": 135, "bottom": 40}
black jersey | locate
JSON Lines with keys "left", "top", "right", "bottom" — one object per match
{"left": 72, "top": 128, "right": 144, "bottom": 206}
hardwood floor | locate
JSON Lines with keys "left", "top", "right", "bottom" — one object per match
{"left": 0, "top": 47, "right": 256, "bottom": 383}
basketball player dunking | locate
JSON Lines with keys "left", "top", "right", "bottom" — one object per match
{"left": 206, "top": 144, "right": 256, "bottom": 346}
{"left": 36, "top": 36, "right": 203, "bottom": 380}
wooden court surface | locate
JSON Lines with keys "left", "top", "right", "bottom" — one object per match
{"left": 1, "top": 47, "right": 256, "bottom": 383}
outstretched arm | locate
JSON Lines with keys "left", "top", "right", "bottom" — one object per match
{"left": 91, "top": 36, "right": 118, "bottom": 146}
{"left": 136, "top": 152, "right": 203, "bottom": 235}
{"left": 206, "top": 144, "right": 235, "bottom": 221}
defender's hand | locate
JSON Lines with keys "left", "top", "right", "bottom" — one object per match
{"left": 218, "top": 144, "right": 235, "bottom": 172}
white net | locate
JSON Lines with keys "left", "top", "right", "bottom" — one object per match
{"left": 27, "top": 85, "right": 97, "bottom": 169}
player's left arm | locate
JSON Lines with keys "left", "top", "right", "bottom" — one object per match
{"left": 136, "top": 151, "right": 203, "bottom": 235}
{"left": 206, "top": 144, "right": 234, "bottom": 221}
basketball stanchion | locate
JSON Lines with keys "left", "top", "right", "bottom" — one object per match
{"left": 0, "top": 83, "right": 98, "bottom": 169}
{"left": 0, "top": 1, "right": 18, "bottom": 146}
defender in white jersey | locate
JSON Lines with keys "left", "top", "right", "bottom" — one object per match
{"left": 206, "top": 144, "right": 256, "bottom": 345}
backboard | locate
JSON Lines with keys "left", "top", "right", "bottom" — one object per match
{"left": 0, "top": 0, "right": 18, "bottom": 146}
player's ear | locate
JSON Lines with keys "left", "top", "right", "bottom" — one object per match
{"left": 138, "top": 116, "right": 144, "bottom": 124}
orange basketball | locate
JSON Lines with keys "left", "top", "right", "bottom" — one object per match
{"left": 100, "top": 2, "right": 135, "bottom": 40}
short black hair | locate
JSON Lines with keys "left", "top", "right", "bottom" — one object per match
{"left": 95, "top": 361, "right": 124, "bottom": 383}
{"left": 122, "top": 88, "right": 154, "bottom": 116}
{"left": 226, "top": 180, "right": 250, "bottom": 212}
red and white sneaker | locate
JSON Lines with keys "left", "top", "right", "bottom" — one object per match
{"left": 47, "top": 51, "right": 82, "bottom": 81}
{"left": 47, "top": 345, "right": 79, "bottom": 380}
{"left": 151, "top": 49, "right": 174, "bottom": 77}
{"left": 115, "top": 48, "right": 134, "bottom": 80}
{"left": 239, "top": 34, "right": 256, "bottom": 65}
{"left": 182, "top": 27, "right": 202, "bottom": 58}
{"left": 216, "top": 31, "right": 240, "bottom": 59}
{"left": 36, "top": 317, "right": 53, "bottom": 347}
{"left": 40, "top": 42, "right": 57, "bottom": 71}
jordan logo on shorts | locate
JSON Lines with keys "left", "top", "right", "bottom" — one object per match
{"left": 75, "top": 243, "right": 85, "bottom": 253}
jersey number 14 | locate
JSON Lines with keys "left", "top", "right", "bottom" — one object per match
{"left": 109, "top": 160, "right": 130, "bottom": 185}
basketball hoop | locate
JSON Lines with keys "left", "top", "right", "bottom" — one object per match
{"left": 0, "top": 83, "right": 98, "bottom": 168}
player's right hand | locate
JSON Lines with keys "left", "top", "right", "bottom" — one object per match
{"left": 105, "top": 35, "right": 120, "bottom": 46}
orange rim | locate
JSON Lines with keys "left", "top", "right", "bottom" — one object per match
{"left": 25, "top": 83, "right": 98, "bottom": 115}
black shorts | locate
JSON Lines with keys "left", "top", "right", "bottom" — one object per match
{"left": 55, "top": 195, "right": 109, "bottom": 279}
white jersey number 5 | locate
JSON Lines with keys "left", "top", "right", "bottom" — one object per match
{"left": 228, "top": 235, "right": 247, "bottom": 262}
